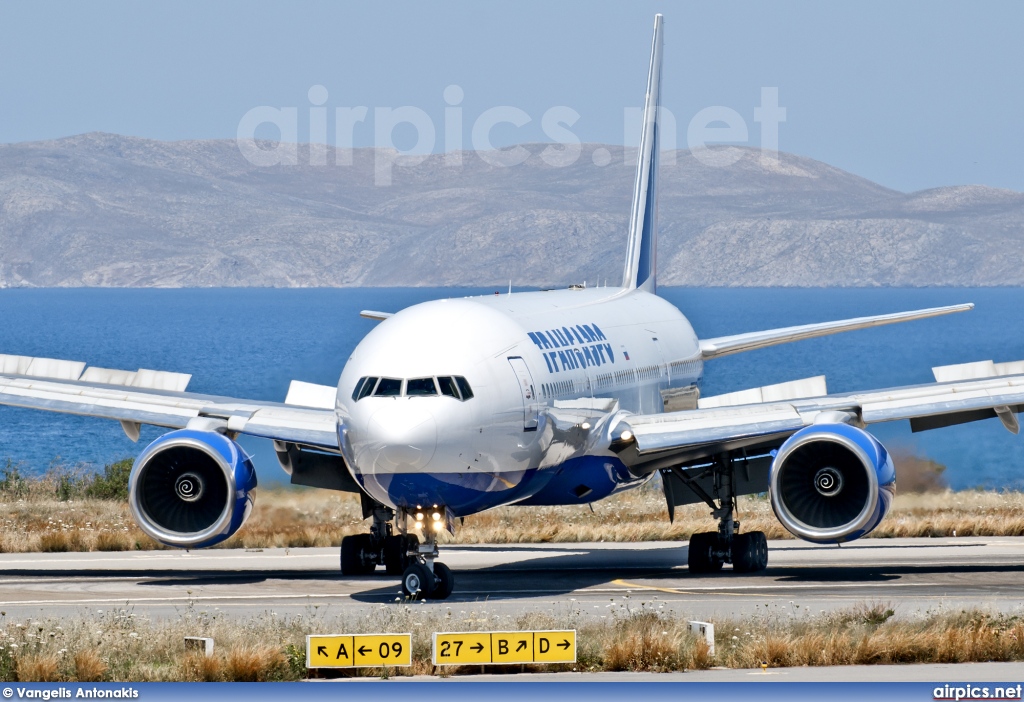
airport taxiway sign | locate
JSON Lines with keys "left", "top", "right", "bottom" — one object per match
{"left": 433, "top": 630, "right": 576, "bottom": 665}
{"left": 306, "top": 633, "right": 411, "bottom": 668}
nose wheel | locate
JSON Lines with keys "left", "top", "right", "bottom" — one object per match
{"left": 400, "top": 560, "right": 454, "bottom": 600}
{"left": 400, "top": 531, "right": 455, "bottom": 600}
{"left": 338, "top": 500, "right": 457, "bottom": 600}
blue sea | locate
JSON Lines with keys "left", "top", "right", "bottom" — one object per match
{"left": 0, "top": 287, "right": 1022, "bottom": 490}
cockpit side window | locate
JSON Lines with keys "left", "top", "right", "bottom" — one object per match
{"left": 437, "top": 376, "right": 460, "bottom": 399}
{"left": 455, "top": 376, "right": 474, "bottom": 400}
{"left": 354, "top": 377, "right": 378, "bottom": 401}
{"left": 406, "top": 377, "right": 438, "bottom": 396}
{"left": 373, "top": 377, "right": 403, "bottom": 397}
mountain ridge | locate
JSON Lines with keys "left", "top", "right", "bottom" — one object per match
{"left": 1, "top": 132, "right": 1022, "bottom": 288}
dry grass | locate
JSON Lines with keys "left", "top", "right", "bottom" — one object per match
{"left": 712, "top": 602, "right": 1024, "bottom": 668}
{"left": 0, "top": 601, "right": 1018, "bottom": 680}
{"left": 73, "top": 650, "right": 108, "bottom": 682}
{"left": 178, "top": 652, "right": 223, "bottom": 682}
{"left": 224, "top": 645, "right": 288, "bottom": 682}
{"left": 0, "top": 449, "right": 1020, "bottom": 551}
{"left": 16, "top": 653, "right": 60, "bottom": 682}
{"left": 0, "top": 485, "right": 1023, "bottom": 552}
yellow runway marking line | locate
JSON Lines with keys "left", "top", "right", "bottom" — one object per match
{"left": 611, "top": 579, "right": 944, "bottom": 595}
{"left": 610, "top": 579, "right": 946, "bottom": 597}
{"left": 613, "top": 578, "right": 783, "bottom": 597}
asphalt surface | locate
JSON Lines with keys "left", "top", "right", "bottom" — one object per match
{"left": 0, "top": 536, "right": 1019, "bottom": 622}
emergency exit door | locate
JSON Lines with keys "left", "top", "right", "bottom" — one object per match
{"left": 507, "top": 356, "right": 539, "bottom": 431}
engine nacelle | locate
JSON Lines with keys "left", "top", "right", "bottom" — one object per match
{"left": 128, "top": 429, "right": 257, "bottom": 548}
{"left": 769, "top": 424, "right": 895, "bottom": 544}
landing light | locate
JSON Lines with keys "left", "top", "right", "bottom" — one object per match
{"left": 432, "top": 522, "right": 443, "bottom": 531}
{"left": 415, "top": 513, "right": 424, "bottom": 521}
{"left": 581, "top": 422, "right": 591, "bottom": 431}
{"left": 620, "top": 430, "right": 633, "bottom": 441}
{"left": 432, "top": 512, "right": 441, "bottom": 521}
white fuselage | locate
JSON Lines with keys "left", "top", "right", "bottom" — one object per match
{"left": 335, "top": 287, "right": 702, "bottom": 516}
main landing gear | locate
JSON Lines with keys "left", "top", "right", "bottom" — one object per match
{"left": 339, "top": 500, "right": 455, "bottom": 600}
{"left": 677, "top": 456, "right": 769, "bottom": 574}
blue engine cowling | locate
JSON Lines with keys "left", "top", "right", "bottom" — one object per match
{"left": 128, "top": 429, "right": 257, "bottom": 548}
{"left": 769, "top": 424, "right": 895, "bottom": 544}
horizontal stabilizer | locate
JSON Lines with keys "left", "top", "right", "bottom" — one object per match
{"left": 699, "top": 303, "right": 973, "bottom": 360}
{"left": 360, "top": 310, "right": 393, "bottom": 321}
{"left": 285, "top": 380, "right": 337, "bottom": 409}
{"left": 698, "top": 376, "right": 827, "bottom": 409}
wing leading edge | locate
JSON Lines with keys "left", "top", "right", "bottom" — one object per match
{"left": 614, "top": 366, "right": 1024, "bottom": 475}
{"left": 698, "top": 303, "right": 973, "bottom": 359}
{"left": 0, "top": 358, "right": 339, "bottom": 450}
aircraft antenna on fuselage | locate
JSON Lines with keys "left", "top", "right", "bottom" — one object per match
{"left": 621, "top": 13, "right": 663, "bottom": 293}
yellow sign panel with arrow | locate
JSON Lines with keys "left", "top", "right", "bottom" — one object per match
{"left": 306, "top": 633, "right": 412, "bottom": 668}
{"left": 433, "top": 630, "right": 576, "bottom": 665}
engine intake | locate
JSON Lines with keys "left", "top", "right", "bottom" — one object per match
{"left": 129, "top": 429, "right": 257, "bottom": 548}
{"left": 769, "top": 424, "right": 895, "bottom": 544}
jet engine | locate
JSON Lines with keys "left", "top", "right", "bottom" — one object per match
{"left": 769, "top": 423, "right": 895, "bottom": 544}
{"left": 128, "top": 429, "right": 257, "bottom": 548}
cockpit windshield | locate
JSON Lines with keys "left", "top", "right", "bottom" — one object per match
{"left": 353, "top": 376, "right": 473, "bottom": 401}
{"left": 373, "top": 378, "right": 403, "bottom": 397}
{"left": 406, "top": 377, "right": 438, "bottom": 396}
{"left": 437, "top": 376, "right": 459, "bottom": 398}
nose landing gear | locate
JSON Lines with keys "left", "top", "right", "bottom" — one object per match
{"left": 399, "top": 536, "right": 454, "bottom": 600}
{"left": 338, "top": 499, "right": 456, "bottom": 600}
{"left": 399, "top": 506, "right": 455, "bottom": 600}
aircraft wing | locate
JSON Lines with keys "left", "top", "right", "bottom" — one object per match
{"left": 698, "top": 303, "right": 973, "bottom": 359}
{"left": 615, "top": 364, "right": 1024, "bottom": 474}
{"left": 0, "top": 354, "right": 339, "bottom": 450}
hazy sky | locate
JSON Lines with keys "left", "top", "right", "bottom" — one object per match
{"left": 1, "top": 1, "right": 1022, "bottom": 193}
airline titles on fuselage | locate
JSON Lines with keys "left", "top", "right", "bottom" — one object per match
{"left": 527, "top": 323, "right": 617, "bottom": 374}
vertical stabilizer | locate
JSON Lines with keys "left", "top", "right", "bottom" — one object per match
{"left": 621, "top": 14, "right": 664, "bottom": 293}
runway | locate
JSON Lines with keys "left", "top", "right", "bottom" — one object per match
{"left": 0, "top": 536, "right": 1019, "bottom": 621}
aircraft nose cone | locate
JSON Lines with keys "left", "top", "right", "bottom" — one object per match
{"left": 367, "top": 403, "right": 437, "bottom": 471}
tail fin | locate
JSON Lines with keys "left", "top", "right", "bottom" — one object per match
{"left": 622, "top": 14, "right": 664, "bottom": 293}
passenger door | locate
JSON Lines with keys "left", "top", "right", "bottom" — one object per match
{"left": 507, "top": 356, "right": 539, "bottom": 431}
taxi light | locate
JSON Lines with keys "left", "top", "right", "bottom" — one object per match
{"left": 581, "top": 422, "right": 591, "bottom": 431}
{"left": 413, "top": 521, "right": 423, "bottom": 530}
{"left": 620, "top": 429, "right": 633, "bottom": 441}
{"left": 415, "top": 512, "right": 424, "bottom": 521}
{"left": 432, "top": 521, "right": 443, "bottom": 531}
{"left": 432, "top": 512, "right": 441, "bottom": 521}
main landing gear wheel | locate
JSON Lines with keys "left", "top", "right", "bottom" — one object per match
{"left": 731, "top": 531, "right": 768, "bottom": 573}
{"left": 687, "top": 531, "right": 724, "bottom": 573}
{"left": 340, "top": 534, "right": 376, "bottom": 575}
{"left": 677, "top": 453, "right": 771, "bottom": 575}
{"left": 384, "top": 534, "right": 419, "bottom": 575}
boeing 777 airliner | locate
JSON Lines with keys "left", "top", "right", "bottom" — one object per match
{"left": 1, "top": 15, "right": 1020, "bottom": 599}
